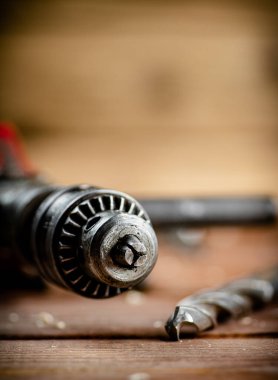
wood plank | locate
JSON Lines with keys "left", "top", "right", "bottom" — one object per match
{"left": 0, "top": 227, "right": 277, "bottom": 339}
{"left": 0, "top": 338, "right": 277, "bottom": 380}
{"left": 0, "top": 290, "right": 277, "bottom": 339}
{"left": 0, "top": 227, "right": 277, "bottom": 378}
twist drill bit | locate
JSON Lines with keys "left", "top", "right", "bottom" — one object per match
{"left": 0, "top": 123, "right": 158, "bottom": 299}
{"left": 165, "top": 267, "right": 278, "bottom": 340}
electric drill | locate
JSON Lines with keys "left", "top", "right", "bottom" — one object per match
{"left": 0, "top": 124, "right": 158, "bottom": 299}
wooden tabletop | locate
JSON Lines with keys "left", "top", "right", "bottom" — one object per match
{"left": 0, "top": 226, "right": 277, "bottom": 379}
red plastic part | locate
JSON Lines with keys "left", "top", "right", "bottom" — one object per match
{"left": 0, "top": 122, "right": 36, "bottom": 178}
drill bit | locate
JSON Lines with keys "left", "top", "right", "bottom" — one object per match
{"left": 165, "top": 267, "right": 278, "bottom": 340}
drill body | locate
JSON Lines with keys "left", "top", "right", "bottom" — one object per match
{"left": 0, "top": 125, "right": 158, "bottom": 298}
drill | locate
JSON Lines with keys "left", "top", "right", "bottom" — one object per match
{"left": 1, "top": 124, "right": 276, "bottom": 299}
{"left": 0, "top": 124, "right": 158, "bottom": 299}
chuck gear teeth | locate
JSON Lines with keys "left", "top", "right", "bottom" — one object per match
{"left": 55, "top": 192, "right": 150, "bottom": 298}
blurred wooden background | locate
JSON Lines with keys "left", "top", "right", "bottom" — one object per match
{"left": 0, "top": 0, "right": 277, "bottom": 195}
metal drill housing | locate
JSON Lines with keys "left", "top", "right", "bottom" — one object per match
{"left": 0, "top": 179, "right": 158, "bottom": 298}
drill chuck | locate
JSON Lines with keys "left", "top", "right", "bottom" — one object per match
{"left": 0, "top": 180, "right": 158, "bottom": 298}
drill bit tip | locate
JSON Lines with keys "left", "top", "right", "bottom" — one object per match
{"left": 165, "top": 306, "right": 215, "bottom": 341}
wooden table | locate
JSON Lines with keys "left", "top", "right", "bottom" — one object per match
{"left": 0, "top": 226, "right": 277, "bottom": 379}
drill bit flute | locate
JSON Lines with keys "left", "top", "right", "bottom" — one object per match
{"left": 165, "top": 266, "right": 278, "bottom": 340}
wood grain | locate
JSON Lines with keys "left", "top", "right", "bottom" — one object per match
{"left": 0, "top": 227, "right": 278, "bottom": 379}
{"left": 0, "top": 339, "right": 277, "bottom": 380}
